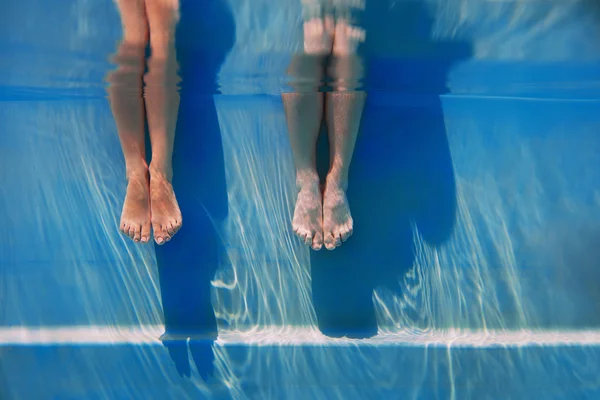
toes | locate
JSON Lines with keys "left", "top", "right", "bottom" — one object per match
{"left": 324, "top": 232, "right": 336, "bottom": 250}
{"left": 141, "top": 222, "right": 151, "bottom": 243}
{"left": 160, "top": 220, "right": 182, "bottom": 241}
{"left": 167, "top": 223, "right": 176, "bottom": 236}
{"left": 121, "top": 221, "right": 151, "bottom": 244}
{"left": 172, "top": 220, "right": 182, "bottom": 235}
{"left": 293, "top": 226, "right": 315, "bottom": 247}
{"left": 132, "top": 225, "right": 142, "bottom": 242}
{"left": 304, "top": 231, "right": 313, "bottom": 246}
{"left": 154, "top": 225, "right": 166, "bottom": 245}
{"left": 153, "top": 220, "right": 178, "bottom": 245}
{"left": 340, "top": 230, "right": 350, "bottom": 242}
{"left": 299, "top": 230, "right": 310, "bottom": 246}
{"left": 324, "top": 225, "right": 353, "bottom": 250}
{"left": 312, "top": 231, "right": 323, "bottom": 251}
{"left": 332, "top": 231, "right": 342, "bottom": 247}
{"left": 120, "top": 223, "right": 129, "bottom": 237}
{"left": 126, "top": 225, "right": 135, "bottom": 240}
{"left": 296, "top": 228, "right": 325, "bottom": 251}
{"left": 340, "top": 222, "right": 353, "bottom": 242}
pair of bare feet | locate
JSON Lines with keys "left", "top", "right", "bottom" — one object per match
{"left": 292, "top": 175, "right": 353, "bottom": 251}
{"left": 119, "top": 165, "right": 182, "bottom": 245}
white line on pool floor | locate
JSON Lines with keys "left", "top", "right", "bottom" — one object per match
{"left": 2, "top": 326, "right": 600, "bottom": 347}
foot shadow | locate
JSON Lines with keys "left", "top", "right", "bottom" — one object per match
{"left": 311, "top": 1, "right": 472, "bottom": 338}
{"left": 583, "top": 0, "right": 600, "bottom": 22}
{"left": 151, "top": 0, "right": 234, "bottom": 380}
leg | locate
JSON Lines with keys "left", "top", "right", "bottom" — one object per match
{"left": 282, "top": 6, "right": 334, "bottom": 251}
{"left": 144, "top": 0, "right": 182, "bottom": 245}
{"left": 323, "top": 16, "right": 366, "bottom": 250}
{"left": 106, "top": 0, "right": 151, "bottom": 243}
{"left": 283, "top": 89, "right": 324, "bottom": 250}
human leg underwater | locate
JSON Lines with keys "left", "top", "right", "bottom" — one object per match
{"left": 284, "top": 1, "right": 366, "bottom": 250}
{"left": 108, "top": 0, "right": 182, "bottom": 244}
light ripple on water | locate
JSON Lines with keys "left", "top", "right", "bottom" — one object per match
{"left": 3, "top": 0, "right": 600, "bottom": 398}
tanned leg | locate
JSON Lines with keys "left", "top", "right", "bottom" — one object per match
{"left": 322, "top": 17, "right": 366, "bottom": 250}
{"left": 282, "top": 13, "right": 334, "bottom": 251}
{"left": 144, "top": 0, "right": 182, "bottom": 245}
{"left": 107, "top": 0, "right": 151, "bottom": 243}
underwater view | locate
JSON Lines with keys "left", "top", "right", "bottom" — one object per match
{"left": 2, "top": 0, "right": 600, "bottom": 398}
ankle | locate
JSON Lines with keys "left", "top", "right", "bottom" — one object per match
{"left": 295, "top": 170, "right": 320, "bottom": 190}
{"left": 125, "top": 163, "right": 148, "bottom": 181}
{"left": 325, "top": 172, "right": 348, "bottom": 192}
{"left": 149, "top": 163, "right": 173, "bottom": 182}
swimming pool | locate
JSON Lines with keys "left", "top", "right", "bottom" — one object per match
{"left": 2, "top": 0, "right": 600, "bottom": 398}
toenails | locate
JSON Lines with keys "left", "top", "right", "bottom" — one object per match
{"left": 312, "top": 233, "right": 323, "bottom": 251}
{"left": 291, "top": 181, "right": 323, "bottom": 251}
{"left": 333, "top": 233, "right": 341, "bottom": 247}
{"left": 149, "top": 170, "right": 182, "bottom": 245}
{"left": 321, "top": 183, "right": 354, "bottom": 250}
{"left": 119, "top": 172, "right": 152, "bottom": 244}
{"left": 304, "top": 233, "right": 313, "bottom": 246}
{"left": 167, "top": 224, "right": 176, "bottom": 236}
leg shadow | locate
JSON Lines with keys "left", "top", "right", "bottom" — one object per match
{"left": 311, "top": 1, "right": 472, "bottom": 338}
{"left": 583, "top": 0, "right": 600, "bottom": 23}
{"left": 152, "top": 0, "right": 235, "bottom": 380}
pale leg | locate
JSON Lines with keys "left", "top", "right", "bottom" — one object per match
{"left": 144, "top": 0, "right": 182, "bottom": 245}
{"left": 322, "top": 19, "right": 366, "bottom": 250}
{"left": 282, "top": 16, "right": 334, "bottom": 251}
{"left": 283, "top": 90, "right": 324, "bottom": 250}
{"left": 107, "top": 0, "right": 151, "bottom": 243}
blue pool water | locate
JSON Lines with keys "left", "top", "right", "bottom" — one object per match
{"left": 2, "top": 0, "right": 600, "bottom": 398}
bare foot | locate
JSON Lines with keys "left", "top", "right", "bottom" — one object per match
{"left": 322, "top": 181, "right": 353, "bottom": 250}
{"left": 292, "top": 181, "right": 324, "bottom": 251}
{"left": 149, "top": 168, "right": 182, "bottom": 245}
{"left": 120, "top": 172, "right": 151, "bottom": 243}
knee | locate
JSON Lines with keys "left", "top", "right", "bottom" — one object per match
{"left": 332, "top": 20, "right": 365, "bottom": 56}
{"left": 328, "top": 54, "right": 365, "bottom": 92}
{"left": 114, "top": 0, "right": 149, "bottom": 46}
{"left": 329, "top": 19, "right": 366, "bottom": 91}
{"left": 107, "top": 42, "right": 146, "bottom": 85}
{"left": 146, "top": 0, "right": 180, "bottom": 56}
{"left": 303, "top": 17, "right": 335, "bottom": 56}
{"left": 143, "top": 57, "right": 181, "bottom": 89}
{"left": 286, "top": 52, "right": 326, "bottom": 93}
